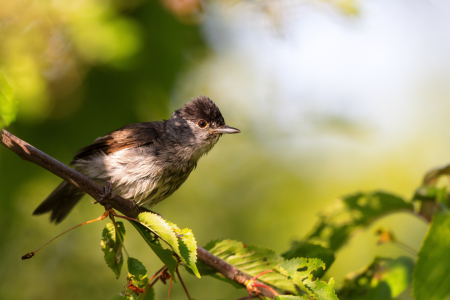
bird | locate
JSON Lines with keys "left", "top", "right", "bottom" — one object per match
{"left": 33, "top": 96, "right": 240, "bottom": 224}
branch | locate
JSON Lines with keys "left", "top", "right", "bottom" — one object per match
{"left": 0, "top": 129, "right": 277, "bottom": 299}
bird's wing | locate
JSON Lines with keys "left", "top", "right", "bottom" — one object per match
{"left": 72, "top": 122, "right": 161, "bottom": 161}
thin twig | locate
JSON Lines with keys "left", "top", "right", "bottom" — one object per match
{"left": 176, "top": 267, "right": 191, "bottom": 300}
{"left": 167, "top": 276, "right": 173, "bottom": 300}
{"left": 22, "top": 210, "right": 110, "bottom": 259}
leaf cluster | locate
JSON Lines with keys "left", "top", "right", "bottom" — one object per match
{"left": 98, "top": 164, "right": 450, "bottom": 300}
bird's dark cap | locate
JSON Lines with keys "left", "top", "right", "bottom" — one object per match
{"left": 177, "top": 96, "right": 226, "bottom": 127}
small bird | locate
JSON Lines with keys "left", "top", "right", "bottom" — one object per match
{"left": 33, "top": 96, "right": 240, "bottom": 223}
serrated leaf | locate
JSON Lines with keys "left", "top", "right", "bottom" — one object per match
{"left": 339, "top": 256, "right": 414, "bottom": 300}
{"left": 136, "top": 212, "right": 181, "bottom": 258}
{"left": 306, "top": 191, "right": 414, "bottom": 251}
{"left": 275, "top": 257, "right": 337, "bottom": 299}
{"left": 169, "top": 222, "right": 200, "bottom": 278}
{"left": 276, "top": 257, "right": 325, "bottom": 284}
{"left": 203, "top": 239, "right": 295, "bottom": 293}
{"left": 282, "top": 242, "right": 335, "bottom": 278}
{"left": 101, "top": 221, "right": 126, "bottom": 278}
{"left": 129, "top": 219, "right": 178, "bottom": 278}
{"left": 128, "top": 257, "right": 148, "bottom": 288}
{"left": 304, "top": 278, "right": 338, "bottom": 300}
{"left": 413, "top": 210, "right": 450, "bottom": 300}
{"left": 0, "top": 73, "right": 16, "bottom": 127}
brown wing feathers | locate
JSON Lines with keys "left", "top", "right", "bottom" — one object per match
{"left": 72, "top": 122, "right": 160, "bottom": 161}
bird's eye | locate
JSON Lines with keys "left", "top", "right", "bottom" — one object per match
{"left": 197, "top": 119, "right": 208, "bottom": 128}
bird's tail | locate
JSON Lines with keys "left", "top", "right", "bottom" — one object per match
{"left": 33, "top": 181, "right": 85, "bottom": 224}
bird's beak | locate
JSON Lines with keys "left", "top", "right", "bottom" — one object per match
{"left": 212, "top": 125, "right": 241, "bottom": 134}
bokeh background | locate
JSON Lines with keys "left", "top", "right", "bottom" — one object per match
{"left": 1, "top": 0, "right": 450, "bottom": 299}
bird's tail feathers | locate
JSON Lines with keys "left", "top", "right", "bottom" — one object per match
{"left": 33, "top": 181, "right": 85, "bottom": 224}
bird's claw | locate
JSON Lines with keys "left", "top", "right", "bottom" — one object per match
{"left": 92, "top": 181, "right": 115, "bottom": 205}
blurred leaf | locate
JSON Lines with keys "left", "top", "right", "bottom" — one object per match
{"left": 0, "top": 73, "right": 16, "bottom": 127}
{"left": 413, "top": 210, "right": 450, "bottom": 300}
{"left": 422, "top": 163, "right": 450, "bottom": 185}
{"left": 339, "top": 256, "right": 414, "bottom": 300}
{"left": 101, "top": 221, "right": 126, "bottom": 279}
{"left": 282, "top": 241, "right": 335, "bottom": 278}
{"left": 129, "top": 220, "right": 178, "bottom": 278}
{"left": 274, "top": 296, "right": 309, "bottom": 300}
{"left": 136, "top": 212, "right": 181, "bottom": 258}
{"left": 169, "top": 222, "right": 201, "bottom": 278}
{"left": 138, "top": 287, "right": 155, "bottom": 300}
{"left": 128, "top": 257, "right": 148, "bottom": 288}
{"left": 414, "top": 185, "right": 441, "bottom": 201}
{"left": 203, "top": 239, "right": 295, "bottom": 293}
{"left": 414, "top": 185, "right": 448, "bottom": 205}
{"left": 306, "top": 191, "right": 414, "bottom": 251}
{"left": 275, "top": 258, "right": 338, "bottom": 299}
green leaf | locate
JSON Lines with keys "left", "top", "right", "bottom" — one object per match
{"left": 305, "top": 278, "right": 338, "bottom": 300}
{"left": 275, "top": 257, "right": 337, "bottom": 299}
{"left": 129, "top": 219, "right": 178, "bottom": 278}
{"left": 413, "top": 210, "right": 450, "bottom": 300}
{"left": 339, "top": 256, "right": 414, "bottom": 300}
{"left": 203, "top": 239, "right": 295, "bottom": 293}
{"left": 101, "top": 221, "right": 126, "bottom": 278}
{"left": 282, "top": 241, "right": 335, "bottom": 278}
{"left": 138, "top": 287, "right": 155, "bottom": 300}
{"left": 306, "top": 191, "right": 414, "bottom": 251}
{"left": 0, "top": 73, "right": 16, "bottom": 127}
{"left": 111, "top": 294, "right": 135, "bottom": 300}
{"left": 383, "top": 257, "right": 414, "bottom": 297}
{"left": 127, "top": 257, "right": 148, "bottom": 288}
{"left": 274, "top": 296, "right": 309, "bottom": 300}
{"left": 136, "top": 212, "right": 181, "bottom": 258}
{"left": 169, "top": 222, "right": 201, "bottom": 278}
{"left": 275, "top": 257, "right": 325, "bottom": 285}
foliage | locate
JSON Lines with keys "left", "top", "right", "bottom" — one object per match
{"left": 94, "top": 163, "right": 449, "bottom": 299}
{"left": 9, "top": 155, "right": 450, "bottom": 299}
{"left": 305, "top": 191, "right": 414, "bottom": 251}
{"left": 338, "top": 256, "right": 414, "bottom": 300}
{"left": 412, "top": 210, "right": 450, "bottom": 300}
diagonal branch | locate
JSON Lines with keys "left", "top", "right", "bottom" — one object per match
{"left": 0, "top": 129, "right": 277, "bottom": 299}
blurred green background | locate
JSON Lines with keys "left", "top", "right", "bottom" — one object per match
{"left": 2, "top": 0, "right": 450, "bottom": 299}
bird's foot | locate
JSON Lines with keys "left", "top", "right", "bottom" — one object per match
{"left": 92, "top": 181, "right": 115, "bottom": 205}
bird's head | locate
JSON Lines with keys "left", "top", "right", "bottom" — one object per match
{"left": 171, "top": 96, "right": 240, "bottom": 154}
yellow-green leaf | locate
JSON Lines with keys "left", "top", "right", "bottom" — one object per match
{"left": 100, "top": 221, "right": 126, "bottom": 279}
